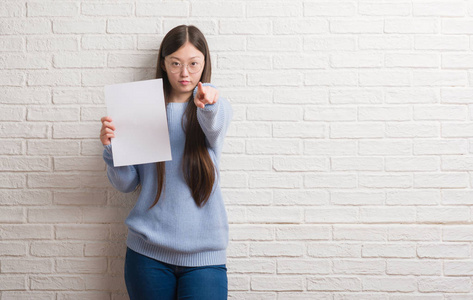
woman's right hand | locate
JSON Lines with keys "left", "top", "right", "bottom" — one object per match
{"left": 100, "top": 116, "right": 115, "bottom": 146}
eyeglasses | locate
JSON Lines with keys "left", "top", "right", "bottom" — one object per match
{"left": 165, "top": 58, "right": 204, "bottom": 74}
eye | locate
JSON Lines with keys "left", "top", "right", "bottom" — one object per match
{"left": 191, "top": 62, "right": 199, "bottom": 66}
{"left": 171, "top": 62, "right": 180, "bottom": 66}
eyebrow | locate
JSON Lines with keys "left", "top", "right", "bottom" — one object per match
{"left": 169, "top": 56, "right": 202, "bottom": 60}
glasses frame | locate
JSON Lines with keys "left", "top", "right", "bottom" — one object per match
{"left": 164, "top": 58, "right": 205, "bottom": 74}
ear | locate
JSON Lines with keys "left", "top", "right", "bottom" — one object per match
{"left": 161, "top": 60, "right": 166, "bottom": 72}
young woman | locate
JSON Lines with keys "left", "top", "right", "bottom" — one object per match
{"left": 99, "top": 25, "right": 233, "bottom": 300}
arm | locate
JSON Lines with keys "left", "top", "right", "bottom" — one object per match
{"left": 103, "top": 144, "right": 140, "bottom": 193}
{"left": 193, "top": 83, "right": 233, "bottom": 150}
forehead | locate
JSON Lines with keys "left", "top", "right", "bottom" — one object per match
{"left": 167, "top": 42, "right": 204, "bottom": 60}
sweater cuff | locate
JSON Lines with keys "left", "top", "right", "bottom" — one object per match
{"left": 103, "top": 143, "right": 112, "bottom": 155}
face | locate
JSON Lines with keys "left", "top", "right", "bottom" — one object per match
{"left": 162, "top": 41, "right": 205, "bottom": 98}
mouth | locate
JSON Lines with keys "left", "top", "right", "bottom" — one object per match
{"left": 179, "top": 81, "right": 190, "bottom": 85}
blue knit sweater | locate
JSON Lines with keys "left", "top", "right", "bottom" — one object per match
{"left": 103, "top": 83, "right": 233, "bottom": 267}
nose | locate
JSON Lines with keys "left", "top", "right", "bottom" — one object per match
{"left": 180, "top": 65, "right": 189, "bottom": 76}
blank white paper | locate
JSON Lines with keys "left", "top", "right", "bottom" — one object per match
{"left": 104, "top": 78, "right": 172, "bottom": 167}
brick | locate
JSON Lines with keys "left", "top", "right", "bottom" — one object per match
{"left": 247, "top": 2, "right": 300, "bottom": 17}
{"left": 218, "top": 54, "right": 271, "bottom": 70}
{"left": 387, "top": 259, "right": 441, "bottom": 275}
{"left": 306, "top": 208, "right": 358, "bottom": 223}
{"left": 361, "top": 207, "right": 416, "bottom": 223}
{"left": 363, "top": 244, "right": 416, "bottom": 258}
{"left": 331, "top": 191, "right": 384, "bottom": 206}
{"left": 414, "top": 173, "right": 468, "bottom": 188}
{"left": 441, "top": 88, "right": 473, "bottom": 103}
{"left": 3, "top": 88, "right": 50, "bottom": 105}
{"left": 305, "top": 174, "right": 357, "bottom": 188}
{"left": 227, "top": 122, "right": 271, "bottom": 137}
{"left": 248, "top": 36, "right": 300, "bottom": 52}
{"left": 330, "top": 157, "right": 384, "bottom": 171}
{"left": 331, "top": 20, "right": 383, "bottom": 34}
{"left": 220, "top": 20, "right": 271, "bottom": 35}
{"left": 192, "top": 2, "right": 244, "bottom": 17}
{"left": 305, "top": 2, "right": 356, "bottom": 16}
{"left": 335, "top": 226, "right": 387, "bottom": 241}
{"left": 54, "top": 156, "right": 104, "bottom": 171}
{"left": 359, "top": 2, "right": 410, "bottom": 16}
{"left": 247, "top": 139, "right": 300, "bottom": 155}
{"left": 273, "top": 190, "right": 329, "bottom": 206}
{"left": 418, "top": 277, "right": 470, "bottom": 292}
{"left": 442, "top": 190, "right": 473, "bottom": 205}
{"left": 273, "top": 122, "right": 326, "bottom": 138}
{"left": 330, "top": 123, "right": 384, "bottom": 138}
{"left": 305, "top": 106, "right": 356, "bottom": 121}
{"left": 308, "top": 242, "right": 361, "bottom": 258}
{"left": 82, "top": 35, "right": 134, "bottom": 50}
{"left": 30, "top": 275, "right": 85, "bottom": 290}
{"left": 0, "top": 37, "right": 24, "bottom": 51}
{"left": 0, "top": 19, "right": 50, "bottom": 34}
{"left": 273, "top": 19, "right": 328, "bottom": 34}
{"left": 27, "top": 36, "right": 79, "bottom": 52}
{"left": 360, "top": 140, "right": 412, "bottom": 156}
{"left": 247, "top": 207, "right": 301, "bottom": 223}
{"left": 227, "top": 258, "right": 275, "bottom": 274}
{"left": 386, "top": 122, "right": 439, "bottom": 138}
{"left": 386, "top": 190, "right": 440, "bottom": 205}
{"left": 4, "top": 53, "right": 51, "bottom": 69}
{"left": 0, "top": 207, "right": 24, "bottom": 223}
{"left": 389, "top": 225, "right": 440, "bottom": 241}
{"left": 1, "top": 258, "right": 53, "bottom": 273}
{"left": 247, "top": 106, "right": 302, "bottom": 121}
{"left": 53, "top": 20, "right": 104, "bottom": 34}
{"left": 360, "top": 174, "right": 412, "bottom": 188}
{"left": 221, "top": 156, "right": 271, "bottom": 171}
{"left": 252, "top": 276, "right": 303, "bottom": 291}
{"left": 230, "top": 225, "right": 274, "bottom": 241}
{"left": 305, "top": 36, "right": 356, "bottom": 51}
{"left": 250, "top": 242, "right": 303, "bottom": 257}
{"left": 28, "top": 2, "right": 78, "bottom": 17}
{"left": 277, "top": 259, "right": 330, "bottom": 274}
{"left": 415, "top": 35, "right": 469, "bottom": 50}
{"left": 0, "top": 2, "right": 25, "bottom": 17}
{"left": 333, "top": 259, "right": 385, "bottom": 275}
{"left": 0, "top": 275, "right": 27, "bottom": 290}
{"left": 0, "top": 173, "right": 25, "bottom": 188}
{"left": 55, "top": 258, "right": 107, "bottom": 273}
{"left": 362, "top": 277, "right": 416, "bottom": 292}
{"left": 274, "top": 156, "right": 327, "bottom": 172}
{"left": 1, "top": 190, "right": 52, "bottom": 206}
{"left": 276, "top": 225, "right": 331, "bottom": 241}
{"left": 417, "top": 243, "right": 469, "bottom": 258}
{"left": 31, "top": 242, "right": 83, "bottom": 257}
{"left": 442, "top": 123, "right": 473, "bottom": 137}
{"left": 307, "top": 276, "right": 361, "bottom": 291}
{"left": 82, "top": 3, "right": 132, "bottom": 16}
{"left": 28, "top": 207, "right": 82, "bottom": 223}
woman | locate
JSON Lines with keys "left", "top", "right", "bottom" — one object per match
{"left": 99, "top": 25, "right": 232, "bottom": 300}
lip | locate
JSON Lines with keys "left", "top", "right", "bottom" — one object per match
{"left": 179, "top": 81, "right": 190, "bottom": 85}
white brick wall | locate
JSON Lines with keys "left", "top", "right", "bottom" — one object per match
{"left": 1, "top": 0, "right": 473, "bottom": 298}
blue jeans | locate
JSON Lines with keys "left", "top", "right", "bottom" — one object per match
{"left": 124, "top": 247, "right": 228, "bottom": 300}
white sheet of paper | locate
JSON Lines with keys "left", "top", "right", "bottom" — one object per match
{"left": 104, "top": 78, "right": 172, "bottom": 167}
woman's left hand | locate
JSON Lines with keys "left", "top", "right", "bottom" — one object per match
{"left": 194, "top": 82, "right": 219, "bottom": 109}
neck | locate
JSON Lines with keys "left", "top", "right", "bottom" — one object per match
{"left": 168, "top": 90, "right": 192, "bottom": 103}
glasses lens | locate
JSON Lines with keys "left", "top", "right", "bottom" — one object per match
{"left": 189, "top": 62, "right": 201, "bottom": 74}
{"left": 167, "top": 60, "right": 203, "bottom": 74}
